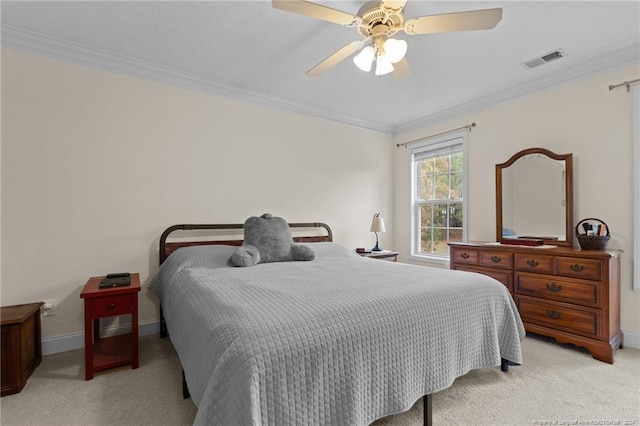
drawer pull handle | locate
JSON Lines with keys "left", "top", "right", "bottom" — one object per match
{"left": 570, "top": 264, "right": 584, "bottom": 272}
{"left": 546, "top": 283, "right": 563, "bottom": 293}
{"left": 526, "top": 259, "right": 539, "bottom": 267}
{"left": 461, "top": 253, "right": 470, "bottom": 259}
{"left": 490, "top": 256, "right": 501, "bottom": 263}
{"left": 545, "top": 310, "right": 562, "bottom": 320}
{"left": 108, "top": 303, "right": 116, "bottom": 309}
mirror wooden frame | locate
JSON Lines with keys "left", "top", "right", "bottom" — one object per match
{"left": 496, "top": 147, "right": 573, "bottom": 247}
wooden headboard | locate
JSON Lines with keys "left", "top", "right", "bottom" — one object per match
{"left": 159, "top": 222, "right": 333, "bottom": 264}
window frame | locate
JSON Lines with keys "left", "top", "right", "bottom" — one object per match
{"left": 409, "top": 130, "right": 468, "bottom": 264}
{"left": 633, "top": 84, "right": 639, "bottom": 291}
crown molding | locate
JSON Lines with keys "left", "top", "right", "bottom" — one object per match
{"left": 2, "top": 26, "right": 637, "bottom": 137}
{"left": 1, "top": 25, "right": 392, "bottom": 134}
{"left": 393, "top": 40, "right": 640, "bottom": 135}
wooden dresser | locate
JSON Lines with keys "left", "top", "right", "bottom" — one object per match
{"left": 449, "top": 242, "right": 622, "bottom": 363}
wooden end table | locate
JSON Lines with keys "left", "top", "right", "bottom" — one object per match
{"left": 1, "top": 302, "right": 44, "bottom": 396}
{"left": 357, "top": 250, "right": 400, "bottom": 262}
{"left": 80, "top": 273, "right": 140, "bottom": 380}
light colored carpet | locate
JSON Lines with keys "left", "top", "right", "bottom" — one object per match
{"left": 1, "top": 334, "right": 638, "bottom": 425}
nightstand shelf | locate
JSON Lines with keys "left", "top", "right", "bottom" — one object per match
{"left": 91, "top": 333, "right": 133, "bottom": 373}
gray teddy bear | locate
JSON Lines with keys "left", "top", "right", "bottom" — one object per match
{"left": 229, "top": 213, "right": 316, "bottom": 267}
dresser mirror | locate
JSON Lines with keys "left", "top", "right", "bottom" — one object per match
{"left": 496, "top": 147, "right": 573, "bottom": 247}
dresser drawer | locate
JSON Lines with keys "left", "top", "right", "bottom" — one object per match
{"left": 556, "top": 257, "right": 602, "bottom": 280}
{"left": 453, "top": 265, "right": 513, "bottom": 293}
{"left": 516, "top": 296, "right": 599, "bottom": 338}
{"left": 92, "top": 295, "right": 133, "bottom": 318}
{"left": 515, "top": 253, "right": 554, "bottom": 273}
{"left": 479, "top": 251, "right": 513, "bottom": 269}
{"left": 515, "top": 272, "right": 599, "bottom": 307}
{"left": 451, "top": 248, "right": 478, "bottom": 264}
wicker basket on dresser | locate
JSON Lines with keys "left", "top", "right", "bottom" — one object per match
{"left": 448, "top": 242, "right": 622, "bottom": 363}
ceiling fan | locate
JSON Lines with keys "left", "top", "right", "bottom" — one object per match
{"left": 272, "top": 0, "right": 502, "bottom": 78}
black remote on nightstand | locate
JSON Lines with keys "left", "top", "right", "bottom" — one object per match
{"left": 106, "top": 272, "right": 130, "bottom": 279}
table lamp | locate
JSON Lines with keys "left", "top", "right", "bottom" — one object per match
{"left": 370, "top": 213, "right": 386, "bottom": 251}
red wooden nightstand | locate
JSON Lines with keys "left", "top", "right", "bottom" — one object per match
{"left": 80, "top": 273, "right": 140, "bottom": 380}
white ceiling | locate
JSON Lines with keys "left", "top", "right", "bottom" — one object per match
{"left": 2, "top": 1, "right": 639, "bottom": 134}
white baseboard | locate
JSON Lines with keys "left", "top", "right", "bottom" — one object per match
{"left": 622, "top": 330, "right": 640, "bottom": 349}
{"left": 41, "top": 321, "right": 639, "bottom": 356}
{"left": 41, "top": 320, "right": 160, "bottom": 356}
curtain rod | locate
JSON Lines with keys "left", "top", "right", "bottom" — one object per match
{"left": 396, "top": 122, "right": 476, "bottom": 148}
{"left": 609, "top": 78, "right": 640, "bottom": 92}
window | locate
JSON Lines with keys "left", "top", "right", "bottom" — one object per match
{"left": 410, "top": 131, "right": 467, "bottom": 260}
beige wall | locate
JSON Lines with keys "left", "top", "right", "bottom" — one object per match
{"left": 0, "top": 49, "right": 393, "bottom": 340}
{"left": 3, "top": 47, "right": 638, "bottom": 348}
{"left": 393, "top": 65, "right": 640, "bottom": 340}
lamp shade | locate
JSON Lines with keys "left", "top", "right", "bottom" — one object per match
{"left": 374, "top": 55, "right": 394, "bottom": 76}
{"left": 353, "top": 46, "right": 375, "bottom": 72}
{"left": 384, "top": 38, "right": 408, "bottom": 63}
{"left": 370, "top": 213, "right": 387, "bottom": 233}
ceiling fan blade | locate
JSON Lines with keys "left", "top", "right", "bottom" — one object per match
{"left": 272, "top": 0, "right": 360, "bottom": 26}
{"left": 392, "top": 57, "right": 411, "bottom": 79}
{"left": 306, "top": 41, "right": 362, "bottom": 77}
{"left": 381, "top": 0, "right": 408, "bottom": 14}
{"left": 404, "top": 8, "right": 503, "bottom": 35}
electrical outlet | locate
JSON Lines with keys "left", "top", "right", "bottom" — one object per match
{"left": 41, "top": 299, "right": 57, "bottom": 317}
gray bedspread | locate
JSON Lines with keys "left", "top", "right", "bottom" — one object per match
{"left": 151, "top": 242, "right": 524, "bottom": 426}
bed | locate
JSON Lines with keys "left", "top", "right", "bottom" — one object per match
{"left": 151, "top": 222, "right": 525, "bottom": 426}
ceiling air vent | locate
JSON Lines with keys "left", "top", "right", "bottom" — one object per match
{"left": 522, "top": 49, "right": 567, "bottom": 70}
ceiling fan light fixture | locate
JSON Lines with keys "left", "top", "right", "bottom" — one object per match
{"left": 384, "top": 38, "right": 408, "bottom": 63}
{"left": 274, "top": 0, "right": 503, "bottom": 78}
{"left": 374, "top": 54, "right": 394, "bottom": 76}
{"left": 353, "top": 46, "right": 376, "bottom": 72}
